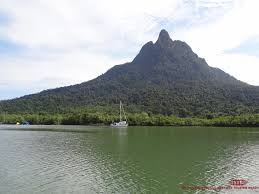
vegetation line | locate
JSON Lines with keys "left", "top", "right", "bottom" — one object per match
{"left": 1, "top": 112, "right": 259, "bottom": 127}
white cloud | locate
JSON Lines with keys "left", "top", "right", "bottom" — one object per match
{"left": 0, "top": 0, "right": 182, "bottom": 48}
{"left": 0, "top": 0, "right": 259, "bottom": 100}
{"left": 173, "top": 0, "right": 259, "bottom": 86}
{"left": 1, "top": 50, "right": 128, "bottom": 83}
{"left": 181, "top": 0, "right": 259, "bottom": 55}
{"left": 0, "top": 0, "right": 183, "bottom": 99}
{"left": 207, "top": 53, "right": 259, "bottom": 86}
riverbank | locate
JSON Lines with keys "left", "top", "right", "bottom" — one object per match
{"left": 1, "top": 113, "right": 259, "bottom": 127}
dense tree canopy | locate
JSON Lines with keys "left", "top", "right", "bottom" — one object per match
{"left": 1, "top": 110, "right": 259, "bottom": 127}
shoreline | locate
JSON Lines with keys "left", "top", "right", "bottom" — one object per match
{"left": 1, "top": 124, "right": 259, "bottom": 128}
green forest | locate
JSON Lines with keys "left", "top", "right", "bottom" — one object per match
{"left": 1, "top": 30, "right": 259, "bottom": 127}
{"left": 1, "top": 106, "right": 259, "bottom": 127}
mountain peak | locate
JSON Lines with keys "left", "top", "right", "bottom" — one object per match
{"left": 156, "top": 29, "right": 172, "bottom": 47}
{"left": 1, "top": 28, "right": 259, "bottom": 117}
{"left": 159, "top": 29, "right": 170, "bottom": 39}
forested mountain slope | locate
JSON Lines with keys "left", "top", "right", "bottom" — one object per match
{"left": 1, "top": 30, "right": 259, "bottom": 117}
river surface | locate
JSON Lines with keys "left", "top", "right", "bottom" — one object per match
{"left": 0, "top": 125, "right": 259, "bottom": 193}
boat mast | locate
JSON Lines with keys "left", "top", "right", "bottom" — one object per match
{"left": 119, "top": 101, "right": 122, "bottom": 122}
{"left": 122, "top": 103, "right": 127, "bottom": 122}
{"left": 3, "top": 112, "right": 6, "bottom": 124}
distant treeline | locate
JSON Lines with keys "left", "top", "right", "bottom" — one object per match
{"left": 0, "top": 110, "right": 259, "bottom": 127}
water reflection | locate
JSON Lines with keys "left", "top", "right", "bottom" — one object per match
{"left": 191, "top": 129, "right": 259, "bottom": 194}
{"left": 0, "top": 126, "right": 259, "bottom": 193}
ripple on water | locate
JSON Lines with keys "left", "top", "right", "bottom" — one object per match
{"left": 0, "top": 130, "right": 168, "bottom": 193}
{"left": 1, "top": 127, "right": 259, "bottom": 193}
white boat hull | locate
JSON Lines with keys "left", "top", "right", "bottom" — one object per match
{"left": 110, "top": 121, "right": 128, "bottom": 127}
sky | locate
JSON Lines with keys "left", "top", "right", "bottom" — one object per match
{"left": 0, "top": 0, "right": 259, "bottom": 100}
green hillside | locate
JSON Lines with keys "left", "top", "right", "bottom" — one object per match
{"left": 1, "top": 29, "right": 259, "bottom": 118}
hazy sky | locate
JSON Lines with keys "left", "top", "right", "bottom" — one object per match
{"left": 0, "top": 0, "right": 259, "bottom": 100}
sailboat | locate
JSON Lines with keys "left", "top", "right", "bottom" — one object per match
{"left": 110, "top": 101, "right": 128, "bottom": 127}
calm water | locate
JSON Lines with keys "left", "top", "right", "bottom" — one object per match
{"left": 0, "top": 125, "right": 259, "bottom": 193}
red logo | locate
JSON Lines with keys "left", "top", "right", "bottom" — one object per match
{"left": 229, "top": 179, "right": 248, "bottom": 186}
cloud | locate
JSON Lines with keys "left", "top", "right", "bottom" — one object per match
{"left": 181, "top": 0, "right": 259, "bottom": 55}
{"left": 224, "top": 36, "right": 259, "bottom": 57}
{"left": 0, "top": 0, "right": 259, "bottom": 100}
{"left": 0, "top": 78, "right": 71, "bottom": 100}
{"left": 174, "top": 0, "right": 259, "bottom": 86}
{"left": 208, "top": 53, "right": 259, "bottom": 86}
{"left": 0, "top": 0, "right": 184, "bottom": 100}
{"left": 0, "top": 0, "right": 182, "bottom": 48}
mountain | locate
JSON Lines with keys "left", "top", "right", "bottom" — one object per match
{"left": 1, "top": 29, "right": 259, "bottom": 117}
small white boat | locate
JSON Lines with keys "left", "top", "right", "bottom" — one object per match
{"left": 110, "top": 101, "right": 128, "bottom": 127}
